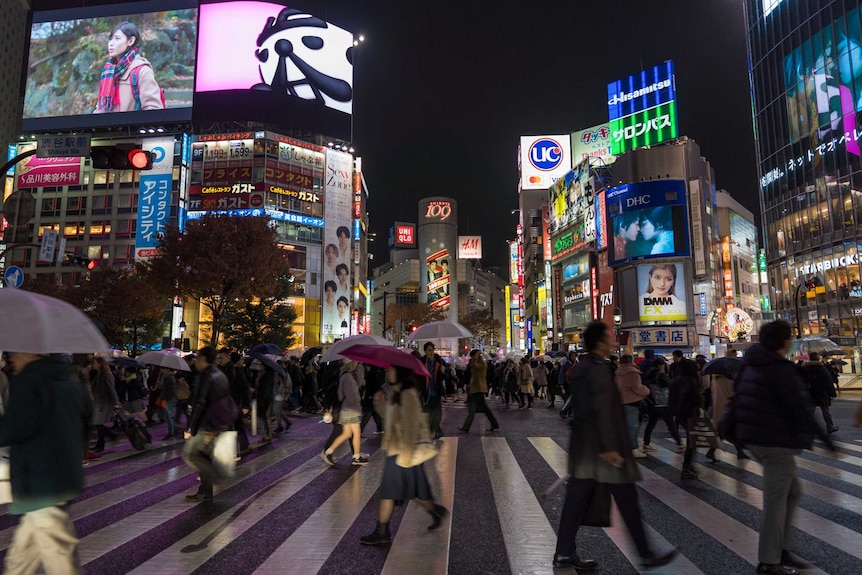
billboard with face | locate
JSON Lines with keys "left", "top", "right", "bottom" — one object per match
{"left": 606, "top": 180, "right": 689, "bottom": 266}
{"left": 637, "top": 263, "right": 688, "bottom": 322}
{"left": 195, "top": 1, "right": 354, "bottom": 139}
{"left": 322, "top": 149, "right": 353, "bottom": 342}
{"left": 23, "top": 1, "right": 198, "bottom": 131}
{"left": 548, "top": 160, "right": 595, "bottom": 240}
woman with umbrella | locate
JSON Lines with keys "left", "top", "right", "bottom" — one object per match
{"left": 321, "top": 361, "right": 369, "bottom": 466}
{"left": 89, "top": 357, "right": 119, "bottom": 453}
{"left": 360, "top": 365, "right": 448, "bottom": 545}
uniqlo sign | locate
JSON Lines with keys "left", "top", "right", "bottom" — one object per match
{"left": 395, "top": 224, "right": 415, "bottom": 247}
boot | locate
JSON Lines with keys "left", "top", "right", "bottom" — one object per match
{"left": 706, "top": 448, "right": 718, "bottom": 462}
{"left": 360, "top": 522, "right": 391, "bottom": 545}
{"left": 427, "top": 504, "right": 449, "bottom": 530}
{"left": 681, "top": 466, "right": 699, "bottom": 480}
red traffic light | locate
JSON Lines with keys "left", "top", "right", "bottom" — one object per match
{"left": 128, "top": 149, "right": 154, "bottom": 170}
{"left": 90, "top": 147, "right": 154, "bottom": 170}
{"left": 87, "top": 259, "right": 98, "bottom": 270}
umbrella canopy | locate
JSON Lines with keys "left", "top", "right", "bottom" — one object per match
{"left": 250, "top": 343, "right": 283, "bottom": 356}
{"left": 789, "top": 336, "right": 843, "bottom": 357}
{"left": 830, "top": 358, "right": 848, "bottom": 366}
{"left": 251, "top": 353, "right": 285, "bottom": 377}
{"left": 702, "top": 356, "right": 743, "bottom": 378}
{"left": 300, "top": 345, "right": 324, "bottom": 365}
{"left": 137, "top": 350, "right": 189, "bottom": 371}
{"left": 406, "top": 321, "right": 473, "bottom": 342}
{"left": 0, "top": 289, "right": 110, "bottom": 354}
{"left": 820, "top": 349, "right": 847, "bottom": 357}
{"left": 533, "top": 355, "right": 552, "bottom": 362}
{"left": 112, "top": 356, "right": 145, "bottom": 369}
{"left": 321, "top": 335, "right": 390, "bottom": 363}
{"left": 338, "top": 344, "right": 431, "bottom": 377}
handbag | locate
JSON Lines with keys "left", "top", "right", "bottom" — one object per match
{"left": 690, "top": 409, "right": 721, "bottom": 449}
{"left": 403, "top": 411, "right": 438, "bottom": 467}
{"left": 582, "top": 482, "right": 611, "bottom": 527}
{"left": 211, "top": 430, "right": 238, "bottom": 480}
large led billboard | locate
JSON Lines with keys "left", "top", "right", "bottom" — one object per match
{"left": 571, "top": 123, "right": 615, "bottom": 166}
{"left": 606, "top": 180, "right": 689, "bottom": 266}
{"left": 548, "top": 160, "right": 595, "bottom": 242}
{"left": 196, "top": 1, "right": 354, "bottom": 140}
{"left": 607, "top": 61, "right": 678, "bottom": 155}
{"left": 519, "top": 135, "right": 571, "bottom": 191}
{"left": 23, "top": 0, "right": 198, "bottom": 132}
{"left": 637, "top": 263, "right": 688, "bottom": 322}
{"left": 783, "top": 6, "right": 862, "bottom": 149}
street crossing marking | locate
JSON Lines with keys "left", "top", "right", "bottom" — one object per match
{"left": 528, "top": 437, "right": 706, "bottom": 575}
{"left": 482, "top": 436, "right": 558, "bottom": 574}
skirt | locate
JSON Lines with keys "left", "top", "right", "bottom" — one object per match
{"left": 123, "top": 399, "right": 145, "bottom": 414}
{"left": 377, "top": 455, "right": 433, "bottom": 503}
{"left": 338, "top": 409, "right": 361, "bottom": 425}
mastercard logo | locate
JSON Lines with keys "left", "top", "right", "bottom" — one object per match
{"left": 528, "top": 176, "right": 543, "bottom": 184}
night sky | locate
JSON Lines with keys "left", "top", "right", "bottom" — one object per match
{"left": 31, "top": 0, "right": 758, "bottom": 273}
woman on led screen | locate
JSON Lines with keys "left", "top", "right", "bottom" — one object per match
{"left": 639, "top": 264, "right": 686, "bottom": 321}
{"left": 337, "top": 296, "right": 350, "bottom": 329}
{"left": 613, "top": 211, "right": 640, "bottom": 261}
{"left": 639, "top": 207, "right": 675, "bottom": 256}
{"left": 94, "top": 21, "right": 164, "bottom": 113}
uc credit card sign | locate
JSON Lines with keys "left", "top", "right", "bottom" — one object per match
{"left": 607, "top": 61, "right": 678, "bottom": 155}
{"left": 136, "top": 137, "right": 175, "bottom": 260}
{"left": 519, "top": 135, "right": 571, "bottom": 191}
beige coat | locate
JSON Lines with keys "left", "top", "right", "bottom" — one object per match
{"left": 468, "top": 356, "right": 488, "bottom": 395}
{"left": 518, "top": 363, "right": 534, "bottom": 394}
{"left": 95, "top": 56, "right": 163, "bottom": 113}
{"left": 375, "top": 385, "right": 422, "bottom": 467}
{"left": 711, "top": 375, "right": 734, "bottom": 426}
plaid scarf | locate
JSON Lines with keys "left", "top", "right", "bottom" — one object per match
{"left": 95, "top": 47, "right": 138, "bottom": 113}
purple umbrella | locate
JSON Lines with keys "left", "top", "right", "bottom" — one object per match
{"left": 338, "top": 344, "right": 431, "bottom": 377}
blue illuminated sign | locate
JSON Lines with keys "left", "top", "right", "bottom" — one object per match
{"left": 528, "top": 138, "right": 565, "bottom": 171}
{"left": 7, "top": 145, "right": 16, "bottom": 176}
{"left": 353, "top": 219, "right": 361, "bottom": 240}
{"left": 699, "top": 292, "right": 707, "bottom": 316}
{"left": 607, "top": 61, "right": 676, "bottom": 122}
{"left": 185, "top": 209, "right": 325, "bottom": 228}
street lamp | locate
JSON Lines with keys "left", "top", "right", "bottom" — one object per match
{"left": 613, "top": 307, "right": 622, "bottom": 355}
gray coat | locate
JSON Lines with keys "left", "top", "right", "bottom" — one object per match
{"left": 91, "top": 371, "right": 119, "bottom": 426}
{"left": 567, "top": 354, "right": 641, "bottom": 484}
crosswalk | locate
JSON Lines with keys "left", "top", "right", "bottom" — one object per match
{"left": 2, "top": 417, "right": 862, "bottom": 574}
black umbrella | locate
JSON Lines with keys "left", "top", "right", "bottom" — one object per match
{"left": 250, "top": 343, "right": 283, "bottom": 356}
{"left": 821, "top": 349, "right": 847, "bottom": 357}
{"left": 830, "top": 358, "right": 848, "bottom": 366}
{"left": 702, "top": 356, "right": 743, "bottom": 378}
{"left": 301, "top": 346, "right": 323, "bottom": 366}
{"left": 112, "top": 356, "right": 145, "bottom": 369}
{"left": 251, "top": 352, "right": 285, "bottom": 377}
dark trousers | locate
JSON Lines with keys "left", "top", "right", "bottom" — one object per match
{"left": 503, "top": 390, "right": 521, "bottom": 407}
{"left": 361, "top": 407, "right": 382, "bottom": 433}
{"left": 462, "top": 393, "right": 499, "bottom": 431}
{"left": 234, "top": 412, "right": 249, "bottom": 452}
{"left": 424, "top": 395, "right": 443, "bottom": 434}
{"left": 643, "top": 405, "right": 681, "bottom": 446}
{"left": 519, "top": 391, "right": 533, "bottom": 408}
{"left": 556, "top": 478, "right": 651, "bottom": 558}
{"left": 94, "top": 424, "right": 108, "bottom": 450}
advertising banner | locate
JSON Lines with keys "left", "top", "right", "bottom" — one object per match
{"left": 595, "top": 189, "right": 608, "bottom": 251}
{"left": 549, "top": 160, "right": 596, "bottom": 239}
{"left": 458, "top": 236, "right": 482, "bottom": 259}
{"left": 426, "top": 248, "right": 451, "bottom": 308}
{"left": 188, "top": 191, "right": 264, "bottom": 211}
{"left": 630, "top": 327, "right": 688, "bottom": 347}
{"left": 596, "top": 250, "right": 616, "bottom": 329}
{"left": 135, "top": 136, "right": 175, "bottom": 260}
{"left": 542, "top": 205, "right": 552, "bottom": 260}
{"left": 571, "top": 123, "right": 615, "bottom": 166}
{"left": 637, "top": 263, "right": 688, "bottom": 322}
{"left": 322, "top": 149, "right": 353, "bottom": 342}
{"left": 519, "top": 135, "right": 571, "bottom": 191}
{"left": 196, "top": 1, "right": 353, "bottom": 139}
{"left": 16, "top": 154, "right": 82, "bottom": 189}
{"left": 689, "top": 180, "right": 707, "bottom": 276}
{"left": 24, "top": 4, "right": 198, "bottom": 131}
{"left": 509, "top": 242, "right": 519, "bottom": 284}
{"left": 606, "top": 180, "right": 690, "bottom": 265}
{"left": 607, "top": 61, "right": 678, "bottom": 155}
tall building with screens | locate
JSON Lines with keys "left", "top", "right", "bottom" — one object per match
{"left": 746, "top": 0, "right": 862, "bottom": 357}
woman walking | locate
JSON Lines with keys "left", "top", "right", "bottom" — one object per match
{"left": 457, "top": 351, "right": 500, "bottom": 434}
{"left": 90, "top": 357, "right": 118, "bottom": 452}
{"left": 321, "top": 361, "right": 369, "bottom": 466}
{"left": 670, "top": 359, "right": 704, "bottom": 479}
{"left": 360, "top": 366, "right": 449, "bottom": 545}
{"left": 157, "top": 368, "right": 178, "bottom": 441}
{"left": 502, "top": 359, "right": 519, "bottom": 409}
{"left": 641, "top": 357, "right": 684, "bottom": 452}
{"left": 518, "top": 357, "right": 534, "bottom": 409}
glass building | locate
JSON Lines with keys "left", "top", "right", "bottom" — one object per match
{"left": 746, "top": 0, "right": 862, "bottom": 365}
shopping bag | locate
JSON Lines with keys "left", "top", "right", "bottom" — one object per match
{"left": 690, "top": 411, "right": 721, "bottom": 449}
{"left": 582, "top": 483, "right": 611, "bottom": 527}
{"left": 212, "top": 430, "right": 238, "bottom": 480}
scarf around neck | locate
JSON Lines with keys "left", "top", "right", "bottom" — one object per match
{"left": 95, "top": 46, "right": 138, "bottom": 113}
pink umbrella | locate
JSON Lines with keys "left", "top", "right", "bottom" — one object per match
{"left": 338, "top": 344, "right": 431, "bottom": 377}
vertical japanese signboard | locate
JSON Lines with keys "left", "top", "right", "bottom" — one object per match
{"left": 136, "top": 137, "right": 175, "bottom": 260}
{"left": 322, "top": 149, "right": 354, "bottom": 343}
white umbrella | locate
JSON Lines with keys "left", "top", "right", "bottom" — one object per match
{"left": 137, "top": 350, "right": 190, "bottom": 371}
{"left": 407, "top": 321, "right": 473, "bottom": 342}
{"left": 0, "top": 289, "right": 109, "bottom": 354}
{"left": 322, "top": 333, "right": 392, "bottom": 362}
{"left": 533, "top": 355, "right": 552, "bottom": 362}
{"left": 788, "top": 336, "right": 843, "bottom": 357}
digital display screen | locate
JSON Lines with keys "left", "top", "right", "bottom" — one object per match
{"left": 637, "top": 263, "right": 688, "bottom": 322}
{"left": 23, "top": 1, "right": 197, "bottom": 131}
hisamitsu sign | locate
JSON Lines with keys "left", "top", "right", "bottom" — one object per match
{"left": 608, "top": 61, "right": 678, "bottom": 155}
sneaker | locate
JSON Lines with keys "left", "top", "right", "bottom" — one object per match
{"left": 632, "top": 448, "right": 647, "bottom": 458}
{"left": 85, "top": 450, "right": 101, "bottom": 461}
{"left": 641, "top": 444, "right": 654, "bottom": 452}
{"left": 352, "top": 455, "right": 370, "bottom": 466}
{"left": 321, "top": 451, "right": 335, "bottom": 465}
{"left": 675, "top": 444, "right": 686, "bottom": 453}
{"left": 828, "top": 426, "right": 839, "bottom": 434}
{"left": 681, "top": 467, "right": 699, "bottom": 480}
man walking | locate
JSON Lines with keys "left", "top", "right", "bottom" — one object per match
{"left": 422, "top": 342, "right": 445, "bottom": 439}
{"left": 800, "top": 351, "right": 839, "bottom": 433}
{"left": 184, "top": 347, "right": 238, "bottom": 502}
{"left": 554, "top": 322, "right": 676, "bottom": 571}
{"left": 457, "top": 350, "right": 500, "bottom": 434}
{"left": 0, "top": 352, "right": 90, "bottom": 574}
{"left": 217, "top": 349, "right": 251, "bottom": 455}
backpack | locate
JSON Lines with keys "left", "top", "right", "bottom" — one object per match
{"left": 130, "top": 65, "right": 167, "bottom": 110}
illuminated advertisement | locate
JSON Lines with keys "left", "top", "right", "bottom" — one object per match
{"left": 606, "top": 180, "right": 689, "bottom": 265}
{"left": 542, "top": 205, "right": 552, "bottom": 260}
{"left": 509, "top": 242, "right": 519, "bottom": 284}
{"left": 607, "top": 61, "right": 678, "bottom": 155}
{"left": 458, "top": 236, "right": 482, "bottom": 259}
{"left": 783, "top": 6, "right": 862, "bottom": 151}
{"left": 595, "top": 189, "right": 608, "bottom": 251}
{"left": 549, "top": 160, "right": 596, "bottom": 240}
{"left": 388, "top": 222, "right": 416, "bottom": 248}
{"left": 322, "top": 149, "right": 353, "bottom": 342}
{"left": 519, "top": 135, "right": 571, "bottom": 190}
{"left": 23, "top": 1, "right": 198, "bottom": 131}
{"left": 196, "top": 1, "right": 353, "bottom": 140}
{"left": 135, "top": 136, "right": 175, "bottom": 260}
{"left": 426, "top": 248, "right": 451, "bottom": 308}
{"left": 596, "top": 250, "right": 616, "bottom": 329}
{"left": 637, "top": 263, "right": 688, "bottom": 322}
{"left": 571, "top": 123, "right": 615, "bottom": 165}
{"left": 15, "top": 153, "right": 82, "bottom": 189}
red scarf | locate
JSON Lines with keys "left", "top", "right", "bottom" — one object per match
{"left": 95, "top": 47, "right": 138, "bottom": 113}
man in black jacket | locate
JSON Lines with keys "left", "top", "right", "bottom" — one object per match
{"left": 183, "top": 347, "right": 237, "bottom": 502}
{"left": 217, "top": 349, "right": 251, "bottom": 454}
{"left": 801, "top": 352, "right": 839, "bottom": 433}
{"left": 733, "top": 321, "right": 835, "bottom": 575}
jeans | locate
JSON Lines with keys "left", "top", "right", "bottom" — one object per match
{"left": 462, "top": 393, "right": 499, "bottom": 431}
{"left": 5, "top": 505, "right": 83, "bottom": 575}
{"left": 624, "top": 403, "right": 641, "bottom": 450}
{"left": 748, "top": 445, "right": 802, "bottom": 564}
{"left": 642, "top": 405, "right": 681, "bottom": 446}
{"left": 161, "top": 401, "right": 176, "bottom": 437}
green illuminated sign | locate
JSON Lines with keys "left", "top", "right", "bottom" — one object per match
{"left": 609, "top": 101, "right": 678, "bottom": 156}
{"left": 553, "top": 232, "right": 574, "bottom": 255}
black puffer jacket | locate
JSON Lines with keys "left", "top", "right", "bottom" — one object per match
{"left": 734, "top": 343, "right": 825, "bottom": 449}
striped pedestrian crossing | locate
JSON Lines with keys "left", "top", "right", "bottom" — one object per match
{"left": 3, "top": 420, "right": 862, "bottom": 574}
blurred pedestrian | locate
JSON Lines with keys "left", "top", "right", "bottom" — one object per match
{"left": 533, "top": 359, "right": 548, "bottom": 400}
{"left": 89, "top": 356, "right": 119, "bottom": 452}
{"left": 458, "top": 351, "right": 500, "bottom": 434}
{"left": 117, "top": 366, "right": 147, "bottom": 422}
{"left": 157, "top": 368, "right": 178, "bottom": 441}
{"left": 669, "top": 359, "right": 704, "bottom": 479}
{"left": 321, "top": 361, "right": 368, "bottom": 466}
{"left": 707, "top": 368, "right": 749, "bottom": 461}
{"left": 641, "top": 357, "right": 684, "bottom": 453}
{"left": 518, "top": 357, "right": 534, "bottom": 409}
{"left": 615, "top": 354, "right": 650, "bottom": 459}
{"left": 421, "top": 343, "right": 446, "bottom": 439}
{"left": 801, "top": 352, "right": 839, "bottom": 433}
{"left": 502, "top": 359, "right": 519, "bottom": 409}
